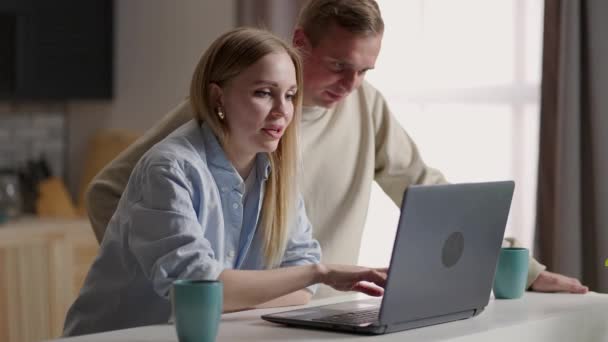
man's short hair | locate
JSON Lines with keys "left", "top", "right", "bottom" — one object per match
{"left": 297, "top": 0, "right": 384, "bottom": 46}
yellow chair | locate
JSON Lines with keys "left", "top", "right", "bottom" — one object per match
{"left": 76, "top": 130, "right": 140, "bottom": 216}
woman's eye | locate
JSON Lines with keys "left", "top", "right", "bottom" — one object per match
{"left": 254, "top": 90, "right": 272, "bottom": 97}
{"left": 285, "top": 93, "right": 295, "bottom": 101}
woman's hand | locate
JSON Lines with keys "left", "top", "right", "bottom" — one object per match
{"left": 218, "top": 263, "right": 388, "bottom": 312}
{"left": 315, "top": 264, "right": 388, "bottom": 297}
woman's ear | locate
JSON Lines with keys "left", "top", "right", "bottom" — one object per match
{"left": 209, "top": 83, "right": 224, "bottom": 108}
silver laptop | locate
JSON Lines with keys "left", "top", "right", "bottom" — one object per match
{"left": 262, "top": 181, "right": 515, "bottom": 334}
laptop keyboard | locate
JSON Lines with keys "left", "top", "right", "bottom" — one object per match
{"left": 313, "top": 308, "right": 379, "bottom": 325}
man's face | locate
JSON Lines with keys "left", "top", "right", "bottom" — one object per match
{"left": 294, "top": 23, "right": 382, "bottom": 108}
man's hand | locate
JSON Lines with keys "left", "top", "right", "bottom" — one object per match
{"left": 530, "top": 270, "right": 589, "bottom": 294}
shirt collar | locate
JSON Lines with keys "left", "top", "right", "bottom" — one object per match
{"left": 200, "top": 122, "right": 233, "bottom": 172}
{"left": 200, "top": 122, "right": 271, "bottom": 190}
{"left": 256, "top": 153, "right": 271, "bottom": 182}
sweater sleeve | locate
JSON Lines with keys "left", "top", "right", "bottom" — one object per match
{"left": 85, "top": 100, "right": 194, "bottom": 243}
{"left": 369, "top": 86, "right": 448, "bottom": 207}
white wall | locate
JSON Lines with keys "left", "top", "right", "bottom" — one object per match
{"left": 66, "top": 0, "right": 235, "bottom": 196}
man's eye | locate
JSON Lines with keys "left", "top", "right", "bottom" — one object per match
{"left": 254, "top": 90, "right": 272, "bottom": 97}
{"left": 330, "top": 62, "right": 345, "bottom": 71}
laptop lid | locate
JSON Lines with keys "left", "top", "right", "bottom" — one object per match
{"left": 379, "top": 181, "right": 514, "bottom": 326}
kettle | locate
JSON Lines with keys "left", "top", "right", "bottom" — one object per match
{"left": 0, "top": 169, "right": 22, "bottom": 223}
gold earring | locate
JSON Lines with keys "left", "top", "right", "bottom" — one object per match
{"left": 217, "top": 107, "right": 225, "bottom": 120}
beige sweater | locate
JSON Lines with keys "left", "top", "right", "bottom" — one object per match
{"left": 86, "top": 81, "right": 545, "bottom": 296}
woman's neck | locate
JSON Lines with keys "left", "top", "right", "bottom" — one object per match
{"left": 222, "top": 143, "right": 256, "bottom": 180}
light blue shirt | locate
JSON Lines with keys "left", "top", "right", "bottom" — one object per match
{"left": 63, "top": 121, "right": 321, "bottom": 336}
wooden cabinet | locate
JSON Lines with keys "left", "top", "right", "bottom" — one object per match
{"left": 0, "top": 217, "right": 98, "bottom": 342}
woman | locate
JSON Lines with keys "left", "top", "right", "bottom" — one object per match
{"left": 63, "top": 27, "right": 386, "bottom": 336}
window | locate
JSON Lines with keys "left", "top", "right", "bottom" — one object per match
{"left": 359, "top": 0, "right": 544, "bottom": 267}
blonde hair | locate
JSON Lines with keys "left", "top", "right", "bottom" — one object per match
{"left": 297, "top": 0, "right": 384, "bottom": 46}
{"left": 190, "top": 27, "right": 303, "bottom": 268}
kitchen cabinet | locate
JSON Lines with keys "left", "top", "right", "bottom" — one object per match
{"left": 0, "top": 0, "right": 113, "bottom": 100}
{"left": 0, "top": 217, "right": 98, "bottom": 342}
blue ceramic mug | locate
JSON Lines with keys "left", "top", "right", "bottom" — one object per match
{"left": 172, "top": 280, "right": 223, "bottom": 342}
{"left": 493, "top": 247, "right": 529, "bottom": 299}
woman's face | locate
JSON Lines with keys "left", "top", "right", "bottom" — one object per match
{"left": 217, "top": 52, "right": 297, "bottom": 160}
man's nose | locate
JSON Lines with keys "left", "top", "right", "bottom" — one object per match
{"left": 341, "top": 71, "right": 359, "bottom": 93}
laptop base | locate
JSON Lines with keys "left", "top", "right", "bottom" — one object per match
{"left": 262, "top": 300, "right": 482, "bottom": 335}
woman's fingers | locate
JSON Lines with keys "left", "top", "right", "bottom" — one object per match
{"left": 323, "top": 264, "right": 389, "bottom": 294}
{"left": 353, "top": 282, "right": 384, "bottom": 297}
{"left": 365, "top": 269, "right": 387, "bottom": 288}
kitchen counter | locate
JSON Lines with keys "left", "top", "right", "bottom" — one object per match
{"left": 0, "top": 216, "right": 93, "bottom": 243}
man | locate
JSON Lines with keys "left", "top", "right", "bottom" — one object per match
{"left": 87, "top": 0, "right": 587, "bottom": 297}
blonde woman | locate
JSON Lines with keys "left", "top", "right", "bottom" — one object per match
{"left": 63, "top": 27, "right": 386, "bottom": 336}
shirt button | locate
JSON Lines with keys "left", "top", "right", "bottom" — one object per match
{"left": 227, "top": 251, "right": 235, "bottom": 258}
{"left": 221, "top": 186, "right": 228, "bottom": 192}
{"left": 232, "top": 202, "right": 239, "bottom": 209}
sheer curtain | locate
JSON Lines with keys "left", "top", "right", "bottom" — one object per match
{"left": 235, "top": 0, "right": 305, "bottom": 40}
{"left": 536, "top": 0, "right": 608, "bottom": 293}
{"left": 360, "top": 0, "right": 544, "bottom": 267}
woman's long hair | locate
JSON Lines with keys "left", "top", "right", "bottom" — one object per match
{"left": 190, "top": 27, "right": 303, "bottom": 267}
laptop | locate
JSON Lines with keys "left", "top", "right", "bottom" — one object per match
{"left": 262, "top": 181, "right": 515, "bottom": 335}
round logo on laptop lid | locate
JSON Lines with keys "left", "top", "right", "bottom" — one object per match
{"left": 442, "top": 231, "right": 464, "bottom": 268}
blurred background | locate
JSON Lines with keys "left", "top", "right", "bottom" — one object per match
{"left": 0, "top": 1, "right": 606, "bottom": 341}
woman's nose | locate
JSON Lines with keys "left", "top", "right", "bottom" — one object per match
{"left": 271, "top": 98, "right": 289, "bottom": 117}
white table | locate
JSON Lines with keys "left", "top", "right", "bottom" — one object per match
{"left": 49, "top": 292, "right": 608, "bottom": 342}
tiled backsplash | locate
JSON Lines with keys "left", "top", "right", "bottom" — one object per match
{"left": 0, "top": 112, "right": 65, "bottom": 177}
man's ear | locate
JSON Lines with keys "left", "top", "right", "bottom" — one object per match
{"left": 293, "top": 28, "right": 311, "bottom": 52}
{"left": 209, "top": 83, "right": 224, "bottom": 108}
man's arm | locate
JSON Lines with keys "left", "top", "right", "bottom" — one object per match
{"left": 530, "top": 271, "right": 588, "bottom": 293}
{"left": 367, "top": 85, "right": 586, "bottom": 294}
{"left": 367, "top": 84, "right": 447, "bottom": 207}
{"left": 85, "top": 99, "right": 194, "bottom": 243}
{"left": 503, "top": 238, "right": 588, "bottom": 293}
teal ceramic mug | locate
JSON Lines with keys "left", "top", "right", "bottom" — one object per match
{"left": 493, "top": 247, "right": 529, "bottom": 299}
{"left": 172, "top": 280, "right": 223, "bottom": 342}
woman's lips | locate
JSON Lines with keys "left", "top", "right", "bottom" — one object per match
{"left": 262, "top": 127, "right": 283, "bottom": 139}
